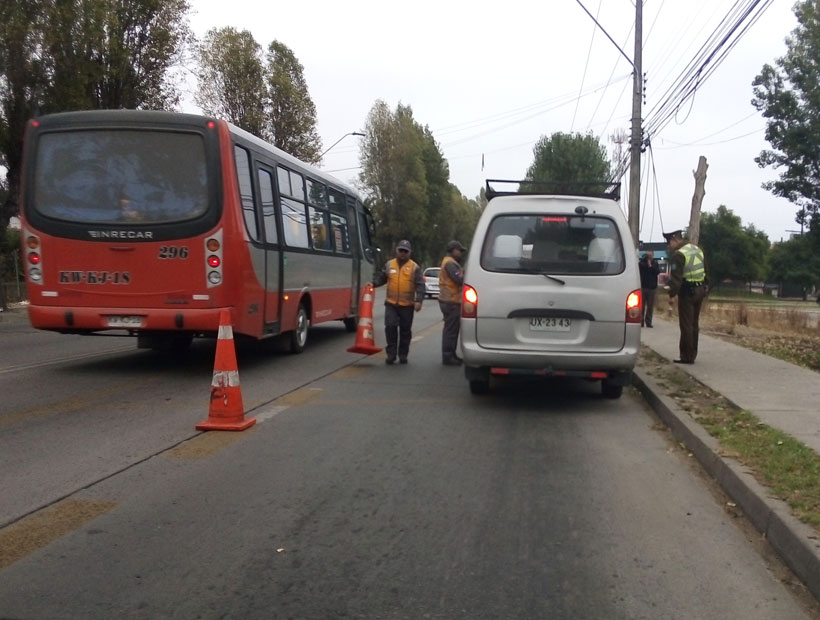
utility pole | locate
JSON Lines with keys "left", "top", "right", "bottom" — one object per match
{"left": 688, "top": 156, "right": 708, "bottom": 244}
{"left": 627, "top": 0, "right": 643, "bottom": 248}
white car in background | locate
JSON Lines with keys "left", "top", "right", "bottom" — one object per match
{"left": 423, "top": 267, "right": 440, "bottom": 299}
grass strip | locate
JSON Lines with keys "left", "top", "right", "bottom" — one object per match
{"left": 640, "top": 348, "right": 820, "bottom": 531}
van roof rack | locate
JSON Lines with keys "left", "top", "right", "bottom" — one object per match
{"left": 485, "top": 179, "right": 621, "bottom": 201}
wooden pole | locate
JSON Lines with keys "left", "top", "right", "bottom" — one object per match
{"left": 688, "top": 156, "right": 708, "bottom": 244}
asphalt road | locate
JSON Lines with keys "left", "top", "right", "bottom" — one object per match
{"left": 0, "top": 300, "right": 816, "bottom": 619}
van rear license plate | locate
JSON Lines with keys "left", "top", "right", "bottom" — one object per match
{"left": 107, "top": 315, "right": 143, "bottom": 328}
{"left": 529, "top": 317, "right": 571, "bottom": 331}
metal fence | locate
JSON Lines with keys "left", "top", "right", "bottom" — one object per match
{"left": 2, "top": 281, "right": 27, "bottom": 304}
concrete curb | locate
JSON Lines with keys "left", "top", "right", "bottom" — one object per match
{"left": 633, "top": 369, "right": 820, "bottom": 603}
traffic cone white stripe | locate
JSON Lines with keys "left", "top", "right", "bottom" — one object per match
{"left": 218, "top": 324, "right": 233, "bottom": 339}
{"left": 212, "top": 370, "right": 240, "bottom": 388}
{"left": 358, "top": 317, "right": 373, "bottom": 327}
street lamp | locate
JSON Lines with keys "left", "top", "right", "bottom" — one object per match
{"left": 321, "top": 131, "right": 365, "bottom": 158}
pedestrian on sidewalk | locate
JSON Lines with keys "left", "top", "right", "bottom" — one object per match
{"left": 639, "top": 250, "right": 660, "bottom": 327}
{"left": 664, "top": 229, "right": 709, "bottom": 364}
{"left": 439, "top": 240, "right": 466, "bottom": 365}
{"left": 373, "top": 240, "right": 425, "bottom": 365}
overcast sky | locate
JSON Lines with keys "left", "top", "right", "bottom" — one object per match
{"left": 186, "top": 0, "right": 799, "bottom": 244}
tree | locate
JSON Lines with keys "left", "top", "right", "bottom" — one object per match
{"left": 752, "top": 1, "right": 820, "bottom": 242}
{"left": 359, "top": 101, "right": 461, "bottom": 267}
{"left": 768, "top": 234, "right": 820, "bottom": 299}
{"left": 525, "top": 132, "right": 612, "bottom": 189}
{"left": 195, "top": 27, "right": 268, "bottom": 138}
{"left": 266, "top": 41, "right": 322, "bottom": 164}
{"left": 699, "top": 205, "right": 769, "bottom": 287}
{"left": 1, "top": 0, "right": 192, "bottom": 231}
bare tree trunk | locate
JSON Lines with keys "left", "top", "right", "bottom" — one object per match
{"left": 688, "top": 156, "right": 708, "bottom": 244}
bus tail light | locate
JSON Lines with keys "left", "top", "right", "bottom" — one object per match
{"left": 462, "top": 285, "right": 478, "bottom": 318}
{"left": 24, "top": 230, "right": 43, "bottom": 284}
{"left": 205, "top": 230, "right": 223, "bottom": 288}
{"left": 626, "top": 289, "right": 642, "bottom": 323}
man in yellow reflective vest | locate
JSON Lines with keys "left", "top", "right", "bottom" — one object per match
{"left": 373, "top": 239, "right": 425, "bottom": 364}
{"left": 439, "top": 240, "right": 466, "bottom": 365}
{"left": 664, "top": 229, "right": 709, "bottom": 364}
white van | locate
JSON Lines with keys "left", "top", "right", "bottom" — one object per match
{"left": 459, "top": 180, "right": 642, "bottom": 398}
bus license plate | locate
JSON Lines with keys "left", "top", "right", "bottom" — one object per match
{"left": 107, "top": 315, "right": 144, "bottom": 328}
{"left": 529, "top": 317, "right": 571, "bottom": 332}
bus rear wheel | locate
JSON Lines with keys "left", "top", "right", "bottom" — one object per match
{"left": 288, "top": 304, "right": 310, "bottom": 354}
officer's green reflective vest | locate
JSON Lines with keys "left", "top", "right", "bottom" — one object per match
{"left": 679, "top": 243, "right": 705, "bottom": 283}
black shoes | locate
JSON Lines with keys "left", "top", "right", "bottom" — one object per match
{"left": 385, "top": 356, "right": 396, "bottom": 365}
{"left": 399, "top": 357, "right": 408, "bottom": 364}
{"left": 442, "top": 355, "right": 463, "bottom": 366}
{"left": 673, "top": 359, "right": 694, "bottom": 364}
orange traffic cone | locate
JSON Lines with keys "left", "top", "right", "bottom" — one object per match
{"left": 347, "top": 283, "right": 383, "bottom": 355}
{"left": 196, "top": 310, "right": 256, "bottom": 431}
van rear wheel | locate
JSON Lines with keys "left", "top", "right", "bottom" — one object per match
{"left": 469, "top": 379, "right": 490, "bottom": 395}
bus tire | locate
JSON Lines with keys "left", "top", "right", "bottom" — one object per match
{"left": 343, "top": 317, "right": 357, "bottom": 332}
{"left": 288, "top": 304, "right": 310, "bottom": 354}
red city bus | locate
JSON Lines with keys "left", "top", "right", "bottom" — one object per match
{"left": 19, "top": 110, "right": 378, "bottom": 352}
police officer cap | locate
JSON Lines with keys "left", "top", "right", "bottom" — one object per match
{"left": 662, "top": 229, "right": 683, "bottom": 241}
{"left": 396, "top": 239, "right": 412, "bottom": 251}
{"left": 446, "top": 240, "right": 466, "bottom": 252}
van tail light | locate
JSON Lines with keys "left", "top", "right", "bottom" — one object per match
{"left": 462, "top": 284, "right": 478, "bottom": 318}
{"left": 626, "top": 289, "right": 642, "bottom": 323}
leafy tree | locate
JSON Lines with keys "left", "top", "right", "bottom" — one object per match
{"left": 195, "top": 27, "right": 268, "bottom": 138}
{"left": 752, "top": 1, "right": 820, "bottom": 243}
{"left": 525, "top": 132, "right": 612, "bottom": 189}
{"left": 360, "top": 101, "right": 464, "bottom": 267}
{"left": 266, "top": 40, "right": 321, "bottom": 164}
{"left": 699, "top": 205, "right": 769, "bottom": 287}
{"left": 768, "top": 234, "right": 820, "bottom": 299}
{"left": 0, "top": 0, "right": 46, "bottom": 231}
{"left": 1, "top": 0, "right": 191, "bottom": 232}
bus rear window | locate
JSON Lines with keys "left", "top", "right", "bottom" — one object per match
{"left": 33, "top": 130, "right": 209, "bottom": 224}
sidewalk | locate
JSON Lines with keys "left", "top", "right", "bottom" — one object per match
{"left": 633, "top": 317, "right": 820, "bottom": 603}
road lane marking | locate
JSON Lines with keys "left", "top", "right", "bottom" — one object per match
{"left": 0, "top": 346, "right": 135, "bottom": 375}
{"left": 0, "top": 499, "right": 117, "bottom": 571}
{"left": 0, "top": 375, "right": 164, "bottom": 429}
{"left": 166, "top": 432, "right": 246, "bottom": 459}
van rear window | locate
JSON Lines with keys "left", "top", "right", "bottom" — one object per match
{"left": 481, "top": 214, "right": 624, "bottom": 275}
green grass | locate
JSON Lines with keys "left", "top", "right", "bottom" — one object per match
{"left": 640, "top": 348, "right": 820, "bottom": 531}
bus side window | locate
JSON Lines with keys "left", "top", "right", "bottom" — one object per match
{"left": 309, "top": 207, "right": 331, "bottom": 251}
{"left": 257, "top": 168, "right": 278, "bottom": 244}
{"left": 235, "top": 146, "right": 259, "bottom": 241}
{"left": 330, "top": 213, "right": 350, "bottom": 254}
{"left": 281, "top": 197, "right": 309, "bottom": 248}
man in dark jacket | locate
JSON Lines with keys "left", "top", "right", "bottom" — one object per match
{"left": 639, "top": 251, "right": 660, "bottom": 327}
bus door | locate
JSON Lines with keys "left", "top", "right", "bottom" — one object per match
{"left": 256, "top": 165, "right": 281, "bottom": 326}
{"left": 345, "top": 196, "right": 361, "bottom": 305}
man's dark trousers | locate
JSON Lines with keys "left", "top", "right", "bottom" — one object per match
{"left": 642, "top": 287, "right": 657, "bottom": 326}
{"left": 384, "top": 303, "right": 415, "bottom": 360}
{"left": 677, "top": 285, "right": 707, "bottom": 362}
{"left": 439, "top": 301, "right": 460, "bottom": 359}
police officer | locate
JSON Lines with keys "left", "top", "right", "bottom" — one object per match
{"left": 664, "top": 229, "right": 708, "bottom": 364}
{"left": 439, "top": 240, "right": 466, "bottom": 365}
{"left": 373, "top": 240, "right": 425, "bottom": 365}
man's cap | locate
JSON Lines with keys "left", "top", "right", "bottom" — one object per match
{"left": 446, "top": 240, "right": 466, "bottom": 252}
{"left": 662, "top": 229, "right": 683, "bottom": 241}
{"left": 396, "top": 239, "right": 412, "bottom": 251}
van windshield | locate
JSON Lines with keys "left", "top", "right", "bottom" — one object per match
{"left": 481, "top": 214, "right": 625, "bottom": 275}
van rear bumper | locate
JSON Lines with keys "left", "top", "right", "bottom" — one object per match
{"left": 460, "top": 340, "right": 639, "bottom": 374}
